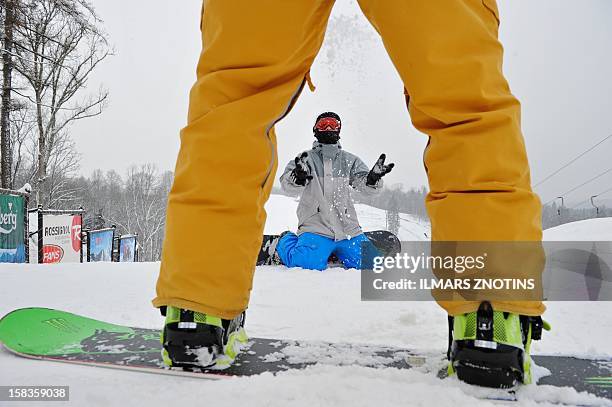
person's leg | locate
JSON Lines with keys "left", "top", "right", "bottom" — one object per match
{"left": 153, "top": 0, "right": 335, "bottom": 319}
{"left": 356, "top": 0, "right": 543, "bottom": 317}
{"left": 276, "top": 232, "right": 336, "bottom": 271}
{"left": 333, "top": 233, "right": 376, "bottom": 269}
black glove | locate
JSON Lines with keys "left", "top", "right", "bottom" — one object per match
{"left": 291, "top": 152, "right": 313, "bottom": 186}
{"left": 366, "top": 154, "right": 394, "bottom": 186}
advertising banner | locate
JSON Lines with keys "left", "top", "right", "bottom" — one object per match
{"left": 119, "top": 235, "right": 137, "bottom": 262}
{"left": 42, "top": 214, "right": 82, "bottom": 263}
{"left": 89, "top": 229, "right": 114, "bottom": 262}
{"left": 0, "top": 194, "right": 26, "bottom": 263}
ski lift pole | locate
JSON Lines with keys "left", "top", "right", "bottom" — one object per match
{"left": 556, "top": 197, "right": 564, "bottom": 216}
{"left": 590, "top": 195, "right": 599, "bottom": 216}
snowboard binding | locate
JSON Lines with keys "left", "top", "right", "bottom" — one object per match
{"left": 448, "top": 301, "right": 549, "bottom": 388}
{"left": 160, "top": 306, "right": 247, "bottom": 369}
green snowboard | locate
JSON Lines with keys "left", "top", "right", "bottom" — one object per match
{"left": 0, "top": 308, "right": 610, "bottom": 401}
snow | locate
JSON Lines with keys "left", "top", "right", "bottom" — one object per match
{"left": 0, "top": 198, "right": 611, "bottom": 406}
{"left": 257, "top": 340, "right": 410, "bottom": 367}
{"left": 544, "top": 217, "right": 612, "bottom": 241}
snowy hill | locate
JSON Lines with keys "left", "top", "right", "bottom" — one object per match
{"left": 544, "top": 217, "right": 612, "bottom": 241}
{"left": 0, "top": 203, "right": 610, "bottom": 406}
{"left": 264, "top": 194, "right": 430, "bottom": 240}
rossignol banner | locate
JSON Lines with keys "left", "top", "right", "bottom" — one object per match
{"left": 0, "top": 194, "right": 26, "bottom": 263}
{"left": 42, "top": 214, "right": 82, "bottom": 264}
{"left": 119, "top": 235, "right": 136, "bottom": 262}
{"left": 89, "top": 229, "right": 114, "bottom": 262}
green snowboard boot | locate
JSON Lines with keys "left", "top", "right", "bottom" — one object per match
{"left": 160, "top": 306, "right": 248, "bottom": 369}
{"left": 448, "top": 301, "right": 550, "bottom": 388}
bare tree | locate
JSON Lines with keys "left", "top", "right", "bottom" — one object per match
{"left": 0, "top": 0, "right": 17, "bottom": 188}
{"left": 8, "top": 101, "right": 35, "bottom": 186}
{"left": 43, "top": 130, "right": 80, "bottom": 207}
{"left": 118, "top": 165, "right": 168, "bottom": 261}
{"left": 66, "top": 166, "right": 173, "bottom": 261}
{"left": 10, "top": 0, "right": 111, "bottom": 206}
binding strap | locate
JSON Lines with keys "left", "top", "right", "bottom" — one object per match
{"left": 520, "top": 315, "right": 545, "bottom": 345}
{"left": 475, "top": 301, "right": 496, "bottom": 349}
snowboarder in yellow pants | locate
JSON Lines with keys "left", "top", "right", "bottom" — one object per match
{"left": 154, "top": 0, "right": 546, "bottom": 386}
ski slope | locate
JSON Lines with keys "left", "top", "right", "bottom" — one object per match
{"left": 544, "top": 217, "right": 612, "bottom": 241}
{"left": 263, "top": 194, "right": 431, "bottom": 240}
{"left": 0, "top": 204, "right": 611, "bottom": 406}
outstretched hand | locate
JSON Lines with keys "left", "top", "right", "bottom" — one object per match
{"left": 291, "top": 152, "right": 313, "bottom": 186}
{"left": 366, "top": 154, "right": 394, "bottom": 186}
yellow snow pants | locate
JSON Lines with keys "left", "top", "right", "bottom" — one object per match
{"left": 153, "top": 0, "right": 545, "bottom": 319}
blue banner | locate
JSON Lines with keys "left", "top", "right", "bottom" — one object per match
{"left": 88, "top": 229, "right": 114, "bottom": 262}
{"left": 119, "top": 236, "right": 137, "bottom": 262}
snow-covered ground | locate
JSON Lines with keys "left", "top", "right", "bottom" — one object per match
{"left": 544, "top": 217, "right": 612, "bottom": 241}
{"left": 0, "top": 199, "right": 611, "bottom": 406}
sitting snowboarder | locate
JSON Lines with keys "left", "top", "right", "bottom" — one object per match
{"left": 275, "top": 112, "right": 394, "bottom": 270}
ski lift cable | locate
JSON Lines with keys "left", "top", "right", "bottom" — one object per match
{"left": 543, "top": 167, "right": 612, "bottom": 205}
{"left": 533, "top": 133, "right": 612, "bottom": 188}
{"left": 570, "top": 185, "right": 612, "bottom": 209}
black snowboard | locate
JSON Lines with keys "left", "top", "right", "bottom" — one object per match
{"left": 257, "top": 230, "right": 401, "bottom": 266}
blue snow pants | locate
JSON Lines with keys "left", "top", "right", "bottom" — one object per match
{"left": 276, "top": 232, "right": 376, "bottom": 271}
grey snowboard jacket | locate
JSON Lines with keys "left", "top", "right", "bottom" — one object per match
{"left": 280, "top": 142, "right": 383, "bottom": 240}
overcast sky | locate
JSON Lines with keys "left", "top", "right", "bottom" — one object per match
{"left": 71, "top": 0, "right": 612, "bottom": 207}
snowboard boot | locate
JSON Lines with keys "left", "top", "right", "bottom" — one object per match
{"left": 160, "top": 306, "right": 248, "bottom": 369}
{"left": 447, "top": 301, "right": 550, "bottom": 388}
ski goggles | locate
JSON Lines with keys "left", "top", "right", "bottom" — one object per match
{"left": 314, "top": 117, "right": 341, "bottom": 132}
